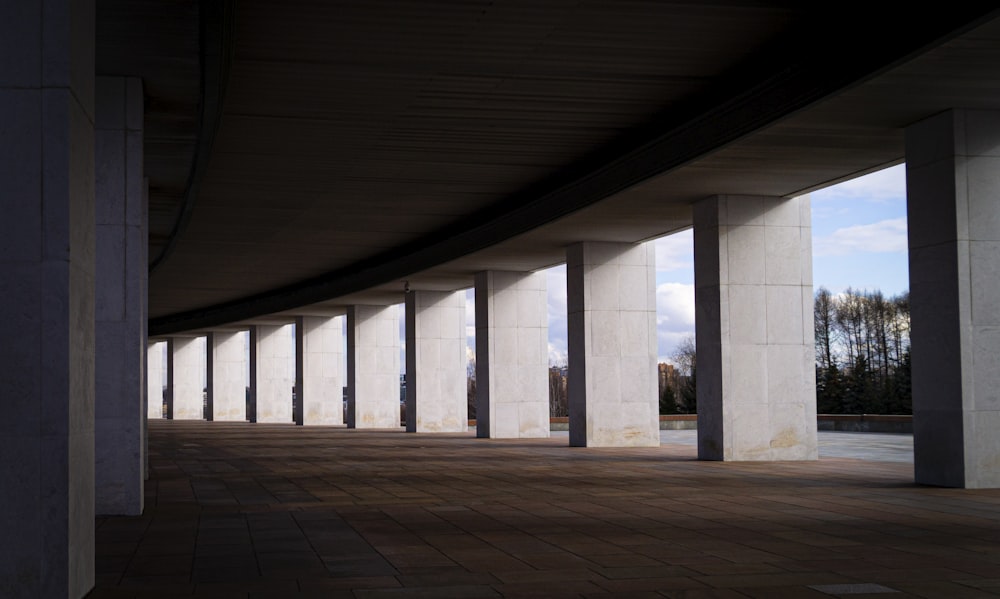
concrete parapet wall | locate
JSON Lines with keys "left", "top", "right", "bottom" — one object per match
{"left": 467, "top": 415, "right": 912, "bottom": 433}
{"left": 816, "top": 414, "right": 912, "bottom": 434}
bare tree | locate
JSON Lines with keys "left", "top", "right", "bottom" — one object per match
{"left": 816, "top": 287, "right": 912, "bottom": 414}
{"left": 548, "top": 367, "right": 568, "bottom": 417}
{"left": 815, "top": 286, "right": 837, "bottom": 370}
{"left": 467, "top": 356, "right": 477, "bottom": 419}
{"left": 671, "top": 334, "right": 696, "bottom": 377}
{"left": 671, "top": 335, "right": 697, "bottom": 413}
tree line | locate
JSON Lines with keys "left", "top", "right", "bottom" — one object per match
{"left": 656, "top": 288, "right": 911, "bottom": 415}
{"left": 815, "top": 287, "right": 911, "bottom": 414}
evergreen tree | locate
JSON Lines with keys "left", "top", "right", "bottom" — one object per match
{"left": 887, "top": 350, "right": 912, "bottom": 414}
{"left": 816, "top": 364, "right": 843, "bottom": 414}
{"left": 679, "top": 368, "right": 697, "bottom": 414}
{"left": 659, "top": 384, "right": 679, "bottom": 415}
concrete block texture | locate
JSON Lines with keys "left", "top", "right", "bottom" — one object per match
{"left": 907, "top": 109, "right": 1000, "bottom": 488}
{"left": 95, "top": 76, "right": 145, "bottom": 517}
{"left": 170, "top": 337, "right": 207, "bottom": 420}
{"left": 406, "top": 291, "right": 468, "bottom": 432}
{"left": 347, "top": 305, "right": 401, "bottom": 428}
{"left": 693, "top": 195, "right": 818, "bottom": 461}
{"left": 475, "top": 271, "right": 550, "bottom": 438}
{"left": 210, "top": 332, "right": 248, "bottom": 421}
{"left": 0, "top": 2, "right": 96, "bottom": 595}
{"left": 254, "top": 324, "right": 294, "bottom": 423}
{"left": 296, "top": 316, "right": 344, "bottom": 425}
{"left": 566, "top": 241, "right": 659, "bottom": 447}
{"left": 147, "top": 341, "right": 165, "bottom": 418}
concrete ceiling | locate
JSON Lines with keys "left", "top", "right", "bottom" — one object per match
{"left": 96, "top": 3, "right": 1000, "bottom": 335}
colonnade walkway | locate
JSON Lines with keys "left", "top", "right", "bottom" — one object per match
{"left": 88, "top": 422, "right": 1000, "bottom": 598}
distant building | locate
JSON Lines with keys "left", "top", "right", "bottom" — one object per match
{"left": 658, "top": 363, "right": 677, "bottom": 394}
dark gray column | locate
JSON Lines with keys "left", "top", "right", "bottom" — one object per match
{"left": 147, "top": 341, "right": 166, "bottom": 419}
{"left": 907, "top": 109, "right": 1000, "bottom": 488}
{"left": 0, "top": 1, "right": 96, "bottom": 596}
{"left": 95, "top": 76, "right": 145, "bottom": 516}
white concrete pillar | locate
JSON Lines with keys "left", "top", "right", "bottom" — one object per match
{"left": 94, "top": 76, "right": 145, "bottom": 516}
{"left": 208, "top": 331, "right": 247, "bottom": 421}
{"left": 475, "top": 271, "right": 549, "bottom": 438}
{"left": 253, "top": 324, "right": 294, "bottom": 423}
{"left": 347, "top": 305, "right": 401, "bottom": 428}
{"left": 147, "top": 341, "right": 165, "bottom": 419}
{"left": 0, "top": 2, "right": 96, "bottom": 594}
{"left": 693, "top": 195, "right": 817, "bottom": 461}
{"left": 566, "top": 241, "right": 659, "bottom": 447}
{"left": 405, "top": 291, "right": 468, "bottom": 433}
{"left": 906, "top": 109, "right": 1000, "bottom": 488}
{"left": 169, "top": 337, "right": 207, "bottom": 420}
{"left": 295, "top": 316, "right": 344, "bottom": 425}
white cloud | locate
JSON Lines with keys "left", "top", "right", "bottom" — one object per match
{"left": 654, "top": 230, "right": 693, "bottom": 272}
{"left": 813, "top": 217, "right": 908, "bottom": 257}
{"left": 813, "top": 163, "right": 906, "bottom": 203}
{"left": 658, "top": 331, "right": 694, "bottom": 365}
{"left": 655, "top": 282, "right": 695, "bottom": 360}
{"left": 548, "top": 343, "right": 567, "bottom": 367}
{"left": 656, "top": 282, "right": 695, "bottom": 330}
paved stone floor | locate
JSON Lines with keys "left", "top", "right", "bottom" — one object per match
{"left": 87, "top": 421, "right": 1000, "bottom": 598}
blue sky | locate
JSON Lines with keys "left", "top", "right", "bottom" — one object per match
{"left": 531, "top": 163, "right": 911, "bottom": 365}
{"left": 810, "top": 163, "right": 909, "bottom": 297}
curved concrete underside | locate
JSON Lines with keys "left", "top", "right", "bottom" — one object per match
{"left": 100, "top": 3, "right": 1000, "bottom": 335}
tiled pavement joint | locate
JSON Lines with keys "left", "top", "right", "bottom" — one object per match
{"left": 85, "top": 421, "right": 1000, "bottom": 598}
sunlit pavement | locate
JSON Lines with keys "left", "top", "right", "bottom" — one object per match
{"left": 87, "top": 421, "right": 999, "bottom": 598}
{"left": 651, "top": 430, "right": 915, "bottom": 464}
{"left": 549, "top": 430, "right": 914, "bottom": 463}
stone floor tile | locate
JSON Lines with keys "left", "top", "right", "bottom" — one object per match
{"left": 492, "top": 567, "right": 600, "bottom": 584}
{"left": 736, "top": 586, "right": 837, "bottom": 598}
{"left": 889, "top": 580, "right": 1000, "bottom": 598}
{"left": 592, "top": 575, "right": 710, "bottom": 593}
{"left": 695, "top": 572, "right": 856, "bottom": 589}
{"left": 396, "top": 567, "right": 500, "bottom": 586}
{"left": 603, "top": 565, "right": 704, "bottom": 579}
{"left": 297, "top": 576, "right": 401, "bottom": 590}
{"left": 491, "top": 579, "right": 605, "bottom": 597}
{"left": 583, "top": 592, "right": 665, "bottom": 599}
{"left": 85, "top": 422, "right": 1000, "bottom": 598}
{"left": 661, "top": 591, "right": 753, "bottom": 599}
{"left": 353, "top": 584, "right": 501, "bottom": 598}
